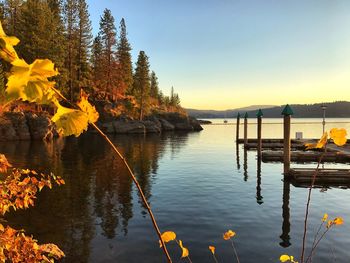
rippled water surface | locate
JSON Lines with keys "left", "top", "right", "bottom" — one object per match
{"left": 2, "top": 118, "right": 350, "bottom": 262}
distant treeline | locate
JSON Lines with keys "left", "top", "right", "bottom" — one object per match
{"left": 187, "top": 101, "right": 350, "bottom": 118}
{"left": 0, "top": 0, "right": 183, "bottom": 120}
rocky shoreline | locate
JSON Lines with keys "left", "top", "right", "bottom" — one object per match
{"left": 0, "top": 111, "right": 203, "bottom": 141}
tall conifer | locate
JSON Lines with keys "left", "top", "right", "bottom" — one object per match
{"left": 133, "top": 51, "right": 151, "bottom": 120}
{"left": 98, "top": 8, "right": 117, "bottom": 95}
{"left": 116, "top": 18, "right": 133, "bottom": 95}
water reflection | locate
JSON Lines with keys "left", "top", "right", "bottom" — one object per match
{"left": 256, "top": 156, "right": 263, "bottom": 205}
{"left": 236, "top": 143, "right": 241, "bottom": 171}
{"left": 243, "top": 149, "right": 248, "bottom": 181}
{"left": 280, "top": 178, "right": 291, "bottom": 247}
{"left": 2, "top": 132, "right": 189, "bottom": 262}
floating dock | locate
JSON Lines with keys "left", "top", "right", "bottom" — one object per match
{"left": 262, "top": 151, "right": 350, "bottom": 163}
{"left": 288, "top": 168, "right": 350, "bottom": 186}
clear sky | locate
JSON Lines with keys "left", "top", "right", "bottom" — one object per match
{"left": 86, "top": 0, "right": 350, "bottom": 110}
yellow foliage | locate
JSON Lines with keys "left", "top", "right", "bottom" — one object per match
{"left": 330, "top": 128, "right": 347, "bottom": 146}
{"left": 280, "top": 254, "right": 298, "bottom": 263}
{"left": 0, "top": 21, "right": 19, "bottom": 62}
{"left": 333, "top": 217, "right": 344, "bottom": 225}
{"left": 223, "top": 230, "right": 236, "bottom": 240}
{"left": 178, "top": 240, "right": 189, "bottom": 258}
{"left": 0, "top": 154, "right": 12, "bottom": 173}
{"left": 322, "top": 213, "right": 328, "bottom": 222}
{"left": 52, "top": 97, "right": 99, "bottom": 137}
{"left": 159, "top": 231, "right": 176, "bottom": 247}
{"left": 6, "top": 58, "right": 58, "bottom": 104}
{"left": 209, "top": 245, "right": 215, "bottom": 255}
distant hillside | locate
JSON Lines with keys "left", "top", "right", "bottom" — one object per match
{"left": 187, "top": 101, "right": 350, "bottom": 118}
{"left": 186, "top": 105, "right": 275, "bottom": 118}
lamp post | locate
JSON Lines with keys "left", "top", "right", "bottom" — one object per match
{"left": 321, "top": 104, "right": 327, "bottom": 134}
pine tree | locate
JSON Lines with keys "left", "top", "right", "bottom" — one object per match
{"left": 91, "top": 34, "right": 103, "bottom": 87}
{"left": 98, "top": 8, "right": 117, "bottom": 95}
{"left": 15, "top": 0, "right": 66, "bottom": 79}
{"left": 2, "top": 0, "right": 23, "bottom": 35}
{"left": 150, "top": 71, "right": 159, "bottom": 99}
{"left": 63, "top": 0, "right": 79, "bottom": 101}
{"left": 116, "top": 18, "right": 133, "bottom": 96}
{"left": 133, "top": 51, "right": 151, "bottom": 120}
{"left": 76, "top": 0, "right": 92, "bottom": 89}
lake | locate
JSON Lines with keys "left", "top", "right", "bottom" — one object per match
{"left": 2, "top": 118, "right": 350, "bottom": 263}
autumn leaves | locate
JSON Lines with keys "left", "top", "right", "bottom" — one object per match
{"left": 0, "top": 20, "right": 99, "bottom": 137}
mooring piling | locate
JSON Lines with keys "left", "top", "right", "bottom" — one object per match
{"left": 256, "top": 109, "right": 263, "bottom": 158}
{"left": 236, "top": 112, "right": 241, "bottom": 142}
{"left": 244, "top": 112, "right": 248, "bottom": 147}
{"left": 282, "top": 104, "right": 293, "bottom": 175}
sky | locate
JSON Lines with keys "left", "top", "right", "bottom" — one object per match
{"left": 86, "top": 0, "right": 350, "bottom": 110}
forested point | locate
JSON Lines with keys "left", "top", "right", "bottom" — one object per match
{"left": 0, "top": 0, "right": 184, "bottom": 120}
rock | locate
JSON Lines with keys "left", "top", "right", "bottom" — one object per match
{"left": 189, "top": 117, "right": 204, "bottom": 131}
{"left": 0, "top": 115, "right": 17, "bottom": 141}
{"left": 3, "top": 112, "right": 31, "bottom": 140}
{"left": 142, "top": 120, "right": 161, "bottom": 133}
{"left": 113, "top": 120, "right": 145, "bottom": 134}
{"left": 198, "top": 119, "right": 212, "bottom": 124}
{"left": 100, "top": 122, "right": 115, "bottom": 133}
{"left": 158, "top": 118, "right": 175, "bottom": 131}
{"left": 25, "top": 112, "right": 54, "bottom": 140}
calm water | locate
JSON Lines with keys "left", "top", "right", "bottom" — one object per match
{"left": 2, "top": 118, "right": 350, "bottom": 263}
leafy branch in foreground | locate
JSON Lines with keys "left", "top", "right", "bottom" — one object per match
{"left": 0, "top": 154, "right": 65, "bottom": 262}
{"left": 0, "top": 20, "right": 172, "bottom": 262}
{"left": 280, "top": 128, "right": 347, "bottom": 263}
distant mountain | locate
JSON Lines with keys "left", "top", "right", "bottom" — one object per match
{"left": 186, "top": 105, "right": 275, "bottom": 118}
{"left": 186, "top": 101, "right": 350, "bottom": 118}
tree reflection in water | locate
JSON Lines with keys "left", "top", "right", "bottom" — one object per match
{"left": 1, "top": 132, "right": 189, "bottom": 262}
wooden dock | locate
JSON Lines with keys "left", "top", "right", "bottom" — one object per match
{"left": 245, "top": 143, "right": 305, "bottom": 150}
{"left": 262, "top": 151, "right": 350, "bottom": 163}
{"left": 288, "top": 168, "right": 350, "bottom": 186}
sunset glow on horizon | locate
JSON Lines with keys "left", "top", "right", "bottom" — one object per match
{"left": 87, "top": 0, "right": 350, "bottom": 110}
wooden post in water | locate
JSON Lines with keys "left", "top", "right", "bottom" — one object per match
{"left": 282, "top": 105, "right": 294, "bottom": 175}
{"left": 256, "top": 109, "right": 263, "bottom": 158}
{"left": 236, "top": 112, "right": 241, "bottom": 142}
{"left": 244, "top": 112, "right": 248, "bottom": 147}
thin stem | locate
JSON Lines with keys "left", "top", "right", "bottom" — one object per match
{"left": 230, "top": 239, "right": 240, "bottom": 263}
{"left": 308, "top": 220, "right": 325, "bottom": 263}
{"left": 300, "top": 146, "right": 327, "bottom": 263}
{"left": 49, "top": 88, "right": 172, "bottom": 262}
{"left": 211, "top": 254, "right": 219, "bottom": 263}
{"left": 92, "top": 123, "right": 172, "bottom": 262}
{"left": 305, "top": 226, "right": 331, "bottom": 263}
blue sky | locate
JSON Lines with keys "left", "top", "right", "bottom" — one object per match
{"left": 86, "top": 0, "right": 350, "bottom": 110}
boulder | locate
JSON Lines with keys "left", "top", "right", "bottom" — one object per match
{"left": 158, "top": 118, "right": 175, "bottom": 131}
{"left": 113, "top": 120, "right": 145, "bottom": 134}
{"left": 0, "top": 115, "right": 17, "bottom": 141}
{"left": 189, "top": 117, "right": 204, "bottom": 131}
{"left": 100, "top": 122, "right": 115, "bottom": 133}
{"left": 142, "top": 120, "right": 161, "bottom": 133}
{"left": 3, "top": 112, "right": 31, "bottom": 140}
{"left": 25, "top": 112, "right": 54, "bottom": 140}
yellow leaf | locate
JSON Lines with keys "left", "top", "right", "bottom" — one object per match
{"left": 209, "top": 245, "right": 215, "bottom": 255}
{"left": 52, "top": 102, "right": 90, "bottom": 137}
{"left": 159, "top": 231, "right": 176, "bottom": 247}
{"left": 322, "top": 213, "right": 328, "bottom": 222}
{"left": 0, "top": 224, "right": 4, "bottom": 232}
{"left": 77, "top": 95, "right": 99, "bottom": 124}
{"left": 304, "top": 132, "right": 328, "bottom": 150}
{"left": 6, "top": 58, "right": 58, "bottom": 104}
{"left": 0, "top": 21, "right": 19, "bottom": 62}
{"left": 330, "top": 128, "right": 347, "bottom": 146}
{"left": 178, "top": 240, "right": 189, "bottom": 258}
{"left": 280, "top": 254, "right": 291, "bottom": 262}
{"left": 223, "top": 229, "right": 236, "bottom": 240}
{"left": 316, "top": 132, "right": 328, "bottom": 148}
{"left": 333, "top": 217, "right": 344, "bottom": 225}
{"left": 327, "top": 220, "right": 333, "bottom": 228}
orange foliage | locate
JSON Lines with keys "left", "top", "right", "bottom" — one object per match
{"left": 0, "top": 154, "right": 65, "bottom": 262}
